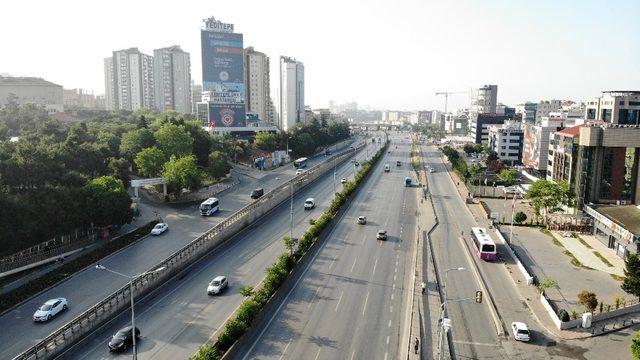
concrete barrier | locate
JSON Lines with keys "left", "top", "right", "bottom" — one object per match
{"left": 492, "top": 229, "right": 534, "bottom": 285}
{"left": 13, "top": 144, "right": 364, "bottom": 360}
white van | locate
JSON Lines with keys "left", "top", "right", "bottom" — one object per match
{"left": 384, "top": 164, "right": 390, "bottom": 172}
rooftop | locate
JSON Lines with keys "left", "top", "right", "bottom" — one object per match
{"left": 0, "top": 76, "right": 62, "bottom": 88}
{"left": 594, "top": 205, "right": 640, "bottom": 237}
{"left": 556, "top": 124, "right": 585, "bottom": 137}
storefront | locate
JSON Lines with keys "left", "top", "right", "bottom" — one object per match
{"left": 583, "top": 205, "right": 639, "bottom": 259}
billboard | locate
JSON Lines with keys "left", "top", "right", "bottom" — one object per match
{"left": 201, "top": 31, "right": 244, "bottom": 100}
{"left": 207, "top": 103, "right": 246, "bottom": 128}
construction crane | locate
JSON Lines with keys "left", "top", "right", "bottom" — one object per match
{"left": 435, "top": 91, "right": 469, "bottom": 114}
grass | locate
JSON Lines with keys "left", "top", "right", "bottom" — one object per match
{"left": 575, "top": 234, "right": 593, "bottom": 249}
{"left": 611, "top": 274, "right": 625, "bottom": 282}
{"left": 540, "top": 228, "right": 564, "bottom": 247}
{"left": 563, "top": 250, "right": 593, "bottom": 270}
{"left": 593, "top": 251, "right": 614, "bottom": 267}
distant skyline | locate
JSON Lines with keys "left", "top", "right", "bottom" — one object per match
{"left": 1, "top": 0, "right": 639, "bottom": 111}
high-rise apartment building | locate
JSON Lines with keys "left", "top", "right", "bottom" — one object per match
{"left": 470, "top": 85, "right": 498, "bottom": 115}
{"left": 244, "top": 47, "right": 272, "bottom": 123}
{"left": 153, "top": 45, "right": 191, "bottom": 114}
{"left": 585, "top": 91, "right": 640, "bottom": 124}
{"left": 104, "top": 48, "right": 154, "bottom": 111}
{"left": 279, "top": 56, "right": 305, "bottom": 131}
{"left": 487, "top": 120, "right": 524, "bottom": 165}
{"left": 191, "top": 81, "right": 202, "bottom": 115}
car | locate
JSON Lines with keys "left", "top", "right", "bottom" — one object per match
{"left": 429, "top": 167, "right": 435, "bottom": 173}
{"left": 351, "top": 159, "right": 356, "bottom": 164}
{"left": 511, "top": 322, "right": 531, "bottom": 342}
{"left": 108, "top": 326, "right": 141, "bottom": 351}
{"left": 376, "top": 229, "right": 387, "bottom": 240}
{"left": 207, "top": 276, "right": 228, "bottom": 295}
{"left": 357, "top": 216, "right": 367, "bottom": 225}
{"left": 354, "top": 161, "right": 360, "bottom": 167}
{"left": 33, "top": 298, "right": 68, "bottom": 322}
{"left": 304, "top": 198, "right": 315, "bottom": 210}
{"left": 396, "top": 160, "right": 401, "bottom": 166}
{"left": 250, "top": 188, "right": 264, "bottom": 199}
{"left": 341, "top": 178, "right": 347, "bottom": 184}
{"left": 150, "top": 223, "right": 168, "bottom": 235}
{"left": 384, "top": 164, "right": 390, "bottom": 172}
{"left": 296, "top": 169, "right": 305, "bottom": 175}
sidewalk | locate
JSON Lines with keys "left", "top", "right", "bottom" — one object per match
{"left": 552, "top": 231, "right": 624, "bottom": 276}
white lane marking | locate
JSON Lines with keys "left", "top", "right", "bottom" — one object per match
{"left": 453, "top": 340, "right": 500, "bottom": 347}
{"left": 350, "top": 256, "right": 358, "bottom": 273}
{"left": 314, "top": 348, "right": 321, "bottom": 360}
{"left": 392, "top": 284, "right": 396, "bottom": 290}
{"left": 329, "top": 254, "right": 338, "bottom": 269}
{"left": 394, "top": 267, "right": 397, "bottom": 273}
{"left": 384, "top": 352, "right": 388, "bottom": 360}
{"left": 390, "top": 305, "right": 393, "bottom": 313}
{"left": 308, "top": 286, "right": 321, "bottom": 309}
{"left": 391, "top": 293, "right": 394, "bottom": 300}
{"left": 350, "top": 350, "right": 356, "bottom": 360}
{"left": 372, "top": 258, "right": 378, "bottom": 274}
{"left": 335, "top": 290, "right": 344, "bottom": 312}
{"left": 386, "top": 336, "right": 390, "bottom": 345}
{"left": 362, "top": 290, "right": 370, "bottom": 315}
{"left": 393, "top": 274, "right": 396, "bottom": 281}
{"left": 388, "top": 319, "right": 391, "bottom": 327}
{"left": 279, "top": 339, "right": 292, "bottom": 360}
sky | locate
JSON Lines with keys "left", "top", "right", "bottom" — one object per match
{"left": 1, "top": 0, "right": 639, "bottom": 111}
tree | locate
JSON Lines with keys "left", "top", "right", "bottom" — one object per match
{"left": 162, "top": 155, "right": 204, "bottom": 196}
{"left": 290, "top": 132, "right": 316, "bottom": 157}
{"left": 485, "top": 150, "right": 499, "bottom": 166}
{"left": 254, "top": 131, "right": 276, "bottom": 152}
{"left": 525, "top": 180, "right": 570, "bottom": 224}
{"left": 468, "top": 164, "right": 482, "bottom": 182}
{"left": 208, "top": 150, "right": 230, "bottom": 179}
{"left": 498, "top": 168, "right": 518, "bottom": 186}
{"left": 514, "top": 211, "right": 527, "bottom": 224}
{"left": 184, "top": 121, "right": 212, "bottom": 166}
{"left": 463, "top": 144, "right": 475, "bottom": 156}
{"left": 631, "top": 330, "right": 640, "bottom": 360}
{"left": 120, "top": 128, "right": 155, "bottom": 160}
{"left": 577, "top": 290, "right": 598, "bottom": 312}
{"left": 154, "top": 123, "right": 193, "bottom": 158}
{"left": 537, "top": 278, "right": 558, "bottom": 294}
{"left": 0, "top": 122, "right": 8, "bottom": 141}
{"left": 108, "top": 157, "right": 131, "bottom": 187}
{"left": 135, "top": 147, "right": 166, "bottom": 178}
{"left": 622, "top": 254, "right": 640, "bottom": 301}
{"left": 83, "top": 176, "right": 133, "bottom": 227}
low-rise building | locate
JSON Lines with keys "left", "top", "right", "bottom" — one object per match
{"left": 487, "top": 120, "right": 524, "bottom": 165}
{"left": 585, "top": 91, "right": 640, "bottom": 124}
{"left": 470, "top": 114, "right": 511, "bottom": 144}
{"left": 522, "top": 117, "right": 567, "bottom": 173}
{"left": 0, "top": 76, "right": 63, "bottom": 113}
{"left": 584, "top": 204, "right": 640, "bottom": 259}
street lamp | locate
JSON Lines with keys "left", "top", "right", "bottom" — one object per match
{"left": 96, "top": 264, "right": 166, "bottom": 359}
{"left": 438, "top": 267, "right": 465, "bottom": 360}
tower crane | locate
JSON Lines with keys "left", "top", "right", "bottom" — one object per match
{"left": 435, "top": 91, "right": 469, "bottom": 114}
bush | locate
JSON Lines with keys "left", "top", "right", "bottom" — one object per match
{"left": 215, "top": 318, "right": 248, "bottom": 352}
{"left": 514, "top": 211, "right": 527, "bottom": 224}
{"left": 189, "top": 344, "right": 221, "bottom": 360}
{"left": 557, "top": 308, "right": 570, "bottom": 322}
{"left": 578, "top": 290, "right": 598, "bottom": 313}
{"left": 236, "top": 299, "right": 261, "bottom": 325}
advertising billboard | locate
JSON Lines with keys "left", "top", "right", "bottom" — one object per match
{"left": 201, "top": 31, "right": 244, "bottom": 99}
{"left": 207, "top": 103, "right": 246, "bottom": 128}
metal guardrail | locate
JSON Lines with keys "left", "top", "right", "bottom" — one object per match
{"left": 13, "top": 141, "right": 364, "bottom": 360}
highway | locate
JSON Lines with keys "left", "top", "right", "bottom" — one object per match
{"left": 422, "top": 143, "right": 558, "bottom": 359}
{"left": 237, "top": 134, "right": 417, "bottom": 360}
{"left": 0, "top": 138, "right": 363, "bottom": 359}
{"left": 59, "top": 139, "right": 383, "bottom": 359}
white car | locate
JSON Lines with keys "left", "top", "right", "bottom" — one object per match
{"left": 295, "top": 169, "right": 305, "bottom": 175}
{"left": 150, "top": 223, "right": 168, "bottom": 235}
{"left": 429, "top": 167, "right": 435, "bottom": 173}
{"left": 33, "top": 298, "right": 68, "bottom": 322}
{"left": 376, "top": 229, "right": 388, "bottom": 240}
{"left": 207, "top": 276, "right": 228, "bottom": 295}
{"left": 511, "top": 322, "right": 531, "bottom": 342}
{"left": 304, "top": 198, "right": 315, "bottom": 210}
{"left": 357, "top": 216, "right": 367, "bottom": 225}
{"left": 341, "top": 178, "right": 347, "bottom": 184}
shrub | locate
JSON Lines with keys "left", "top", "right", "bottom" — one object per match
{"left": 578, "top": 290, "right": 598, "bottom": 313}
{"left": 215, "top": 318, "right": 248, "bottom": 352}
{"left": 189, "top": 344, "right": 221, "bottom": 360}
{"left": 239, "top": 286, "right": 254, "bottom": 297}
{"left": 570, "top": 310, "right": 580, "bottom": 320}
{"left": 557, "top": 308, "right": 570, "bottom": 322}
{"left": 514, "top": 211, "right": 527, "bottom": 224}
{"left": 236, "top": 299, "right": 261, "bottom": 325}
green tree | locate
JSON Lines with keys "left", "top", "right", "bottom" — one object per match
{"left": 97, "top": 131, "right": 121, "bottom": 157}
{"left": 631, "top": 330, "right": 640, "bottom": 359}
{"left": 120, "top": 128, "right": 155, "bottom": 160}
{"left": 537, "top": 278, "right": 558, "bottom": 294}
{"left": 485, "top": 150, "right": 499, "bottom": 166}
{"left": 184, "top": 121, "right": 212, "bottom": 166}
{"left": 622, "top": 254, "right": 640, "bottom": 301}
{"left": 0, "top": 122, "right": 9, "bottom": 141}
{"left": 254, "top": 131, "right": 276, "bottom": 152}
{"left": 463, "top": 143, "right": 475, "bottom": 156}
{"left": 83, "top": 176, "right": 133, "bottom": 227}
{"left": 468, "top": 163, "right": 482, "bottom": 182}
{"left": 154, "top": 123, "right": 193, "bottom": 158}
{"left": 514, "top": 211, "right": 527, "bottom": 224}
{"left": 525, "top": 180, "right": 570, "bottom": 224}
{"left": 577, "top": 290, "right": 598, "bottom": 312}
{"left": 108, "top": 157, "right": 131, "bottom": 187}
{"left": 135, "top": 147, "right": 166, "bottom": 178}
{"left": 208, "top": 150, "right": 230, "bottom": 180}
{"left": 498, "top": 168, "right": 518, "bottom": 186}
{"left": 162, "top": 155, "right": 204, "bottom": 196}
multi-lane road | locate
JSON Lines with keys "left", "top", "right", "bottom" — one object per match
{"left": 58, "top": 139, "right": 382, "bottom": 359}
{"left": 0, "top": 138, "right": 369, "bottom": 359}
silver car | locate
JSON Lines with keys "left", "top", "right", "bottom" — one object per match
{"left": 33, "top": 298, "right": 68, "bottom": 322}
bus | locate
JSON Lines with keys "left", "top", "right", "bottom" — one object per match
{"left": 200, "top": 197, "right": 219, "bottom": 216}
{"left": 293, "top": 157, "right": 308, "bottom": 168}
{"left": 470, "top": 227, "right": 497, "bottom": 261}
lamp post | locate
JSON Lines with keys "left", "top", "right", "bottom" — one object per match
{"left": 438, "top": 267, "right": 465, "bottom": 360}
{"left": 95, "top": 264, "right": 165, "bottom": 359}
{"left": 290, "top": 179, "right": 294, "bottom": 243}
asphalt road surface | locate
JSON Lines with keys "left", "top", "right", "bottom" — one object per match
{"left": 59, "top": 139, "right": 383, "bottom": 359}
{"left": 237, "top": 134, "right": 417, "bottom": 360}
{"left": 0, "top": 137, "right": 365, "bottom": 359}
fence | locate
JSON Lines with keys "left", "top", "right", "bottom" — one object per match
{"left": 0, "top": 229, "right": 97, "bottom": 274}
{"left": 493, "top": 228, "right": 535, "bottom": 285}
{"left": 13, "top": 142, "right": 364, "bottom": 360}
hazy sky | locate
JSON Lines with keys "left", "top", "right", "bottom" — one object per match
{"left": 2, "top": 0, "right": 639, "bottom": 111}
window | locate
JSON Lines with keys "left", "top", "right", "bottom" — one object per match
{"left": 629, "top": 101, "right": 640, "bottom": 106}
{"left": 601, "top": 109, "right": 612, "bottom": 121}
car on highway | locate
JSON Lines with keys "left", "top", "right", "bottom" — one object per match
{"left": 295, "top": 169, "right": 305, "bottom": 175}
{"left": 207, "top": 276, "right": 228, "bottom": 295}
{"left": 150, "top": 223, "right": 168, "bottom": 236}
{"left": 354, "top": 161, "right": 360, "bottom": 167}
{"left": 341, "top": 178, "right": 347, "bottom": 184}
{"left": 357, "top": 216, "right": 367, "bottom": 225}
{"left": 429, "top": 167, "right": 435, "bottom": 173}
{"left": 376, "top": 229, "right": 387, "bottom": 240}
{"left": 396, "top": 160, "right": 401, "bottom": 166}
{"left": 108, "top": 326, "right": 140, "bottom": 351}
{"left": 304, "top": 198, "right": 315, "bottom": 210}
{"left": 250, "top": 188, "right": 264, "bottom": 199}
{"left": 33, "top": 298, "right": 67, "bottom": 322}
{"left": 384, "top": 164, "right": 390, "bottom": 172}
{"left": 511, "top": 322, "right": 531, "bottom": 342}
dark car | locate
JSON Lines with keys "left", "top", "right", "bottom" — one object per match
{"left": 108, "top": 326, "right": 140, "bottom": 352}
{"left": 250, "top": 188, "right": 264, "bottom": 199}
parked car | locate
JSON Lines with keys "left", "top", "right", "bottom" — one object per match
{"left": 376, "top": 229, "right": 388, "bottom": 240}
{"left": 304, "top": 198, "right": 315, "bottom": 210}
{"left": 108, "top": 326, "right": 140, "bottom": 351}
{"left": 511, "top": 322, "right": 531, "bottom": 342}
{"left": 357, "top": 216, "right": 367, "bottom": 225}
{"left": 33, "top": 298, "right": 67, "bottom": 322}
{"left": 150, "top": 223, "right": 168, "bottom": 236}
{"left": 207, "top": 276, "right": 228, "bottom": 295}
{"left": 250, "top": 188, "right": 264, "bottom": 199}
{"left": 341, "top": 178, "right": 347, "bottom": 184}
